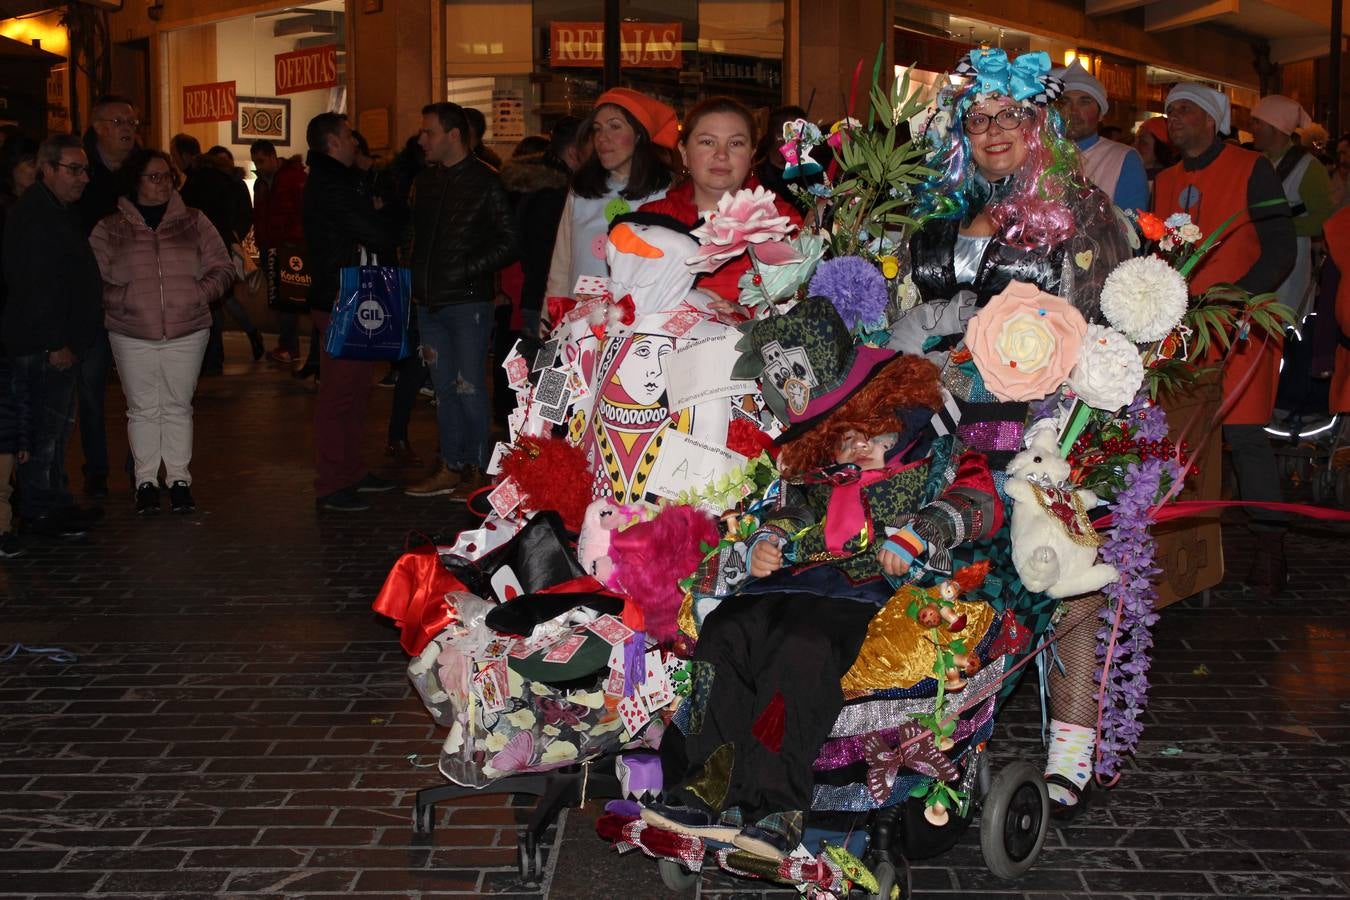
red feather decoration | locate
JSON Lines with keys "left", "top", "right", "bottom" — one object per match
{"left": 498, "top": 436, "right": 593, "bottom": 533}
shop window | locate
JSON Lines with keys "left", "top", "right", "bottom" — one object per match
{"left": 446, "top": 0, "right": 783, "bottom": 150}
{"left": 163, "top": 2, "right": 346, "bottom": 194}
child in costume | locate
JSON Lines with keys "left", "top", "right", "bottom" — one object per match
{"left": 641, "top": 296, "right": 1003, "bottom": 860}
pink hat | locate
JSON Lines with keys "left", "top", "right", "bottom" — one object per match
{"left": 1252, "top": 94, "right": 1312, "bottom": 136}
{"left": 594, "top": 88, "right": 680, "bottom": 150}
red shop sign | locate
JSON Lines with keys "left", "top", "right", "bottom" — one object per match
{"left": 550, "top": 21, "right": 683, "bottom": 69}
{"left": 182, "top": 80, "right": 236, "bottom": 124}
{"left": 275, "top": 45, "right": 338, "bottom": 95}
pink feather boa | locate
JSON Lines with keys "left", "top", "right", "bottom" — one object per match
{"left": 607, "top": 504, "right": 719, "bottom": 641}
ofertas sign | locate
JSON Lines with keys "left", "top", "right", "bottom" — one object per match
{"left": 550, "top": 22, "right": 682, "bottom": 69}
{"left": 182, "top": 81, "right": 236, "bottom": 124}
{"left": 275, "top": 45, "right": 338, "bottom": 95}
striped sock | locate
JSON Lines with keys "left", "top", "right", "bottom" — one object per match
{"left": 1045, "top": 720, "right": 1093, "bottom": 806}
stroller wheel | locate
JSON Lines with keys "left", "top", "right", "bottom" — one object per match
{"left": 979, "top": 760, "right": 1048, "bottom": 880}
{"left": 658, "top": 857, "right": 699, "bottom": 892}
{"left": 868, "top": 858, "right": 897, "bottom": 899}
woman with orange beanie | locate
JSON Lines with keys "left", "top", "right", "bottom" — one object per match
{"left": 543, "top": 88, "right": 677, "bottom": 328}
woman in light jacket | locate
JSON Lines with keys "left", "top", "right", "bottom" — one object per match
{"left": 90, "top": 149, "right": 234, "bottom": 515}
{"left": 542, "top": 88, "right": 676, "bottom": 331}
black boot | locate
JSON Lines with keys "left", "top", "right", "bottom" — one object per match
{"left": 248, "top": 330, "right": 265, "bottom": 361}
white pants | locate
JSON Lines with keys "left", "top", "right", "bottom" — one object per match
{"left": 109, "top": 330, "right": 209, "bottom": 487}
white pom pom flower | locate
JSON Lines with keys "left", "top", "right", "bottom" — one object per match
{"left": 1068, "top": 324, "right": 1146, "bottom": 413}
{"left": 1099, "top": 255, "right": 1189, "bottom": 343}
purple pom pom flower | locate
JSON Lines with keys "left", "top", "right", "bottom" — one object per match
{"left": 808, "top": 256, "right": 888, "bottom": 329}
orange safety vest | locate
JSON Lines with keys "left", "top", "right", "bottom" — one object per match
{"left": 1155, "top": 144, "right": 1283, "bottom": 425}
{"left": 1323, "top": 205, "right": 1350, "bottom": 414}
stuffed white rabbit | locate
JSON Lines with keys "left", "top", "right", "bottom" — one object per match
{"left": 1004, "top": 430, "right": 1119, "bottom": 599}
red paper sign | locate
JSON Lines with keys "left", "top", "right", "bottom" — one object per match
{"left": 550, "top": 22, "right": 683, "bottom": 69}
{"left": 182, "top": 81, "right": 237, "bottom": 124}
{"left": 275, "top": 45, "right": 338, "bottom": 95}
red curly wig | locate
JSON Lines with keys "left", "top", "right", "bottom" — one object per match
{"left": 777, "top": 355, "right": 942, "bottom": 477}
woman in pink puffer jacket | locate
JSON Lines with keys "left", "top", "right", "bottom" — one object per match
{"left": 90, "top": 149, "right": 235, "bottom": 516}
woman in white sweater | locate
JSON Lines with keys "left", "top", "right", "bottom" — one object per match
{"left": 543, "top": 88, "right": 677, "bottom": 326}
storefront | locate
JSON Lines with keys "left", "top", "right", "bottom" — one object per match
{"left": 160, "top": 1, "right": 346, "bottom": 176}
{"left": 439, "top": 0, "right": 785, "bottom": 158}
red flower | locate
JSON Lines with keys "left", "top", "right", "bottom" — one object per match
{"left": 1136, "top": 211, "right": 1166, "bottom": 242}
{"left": 726, "top": 417, "right": 775, "bottom": 459}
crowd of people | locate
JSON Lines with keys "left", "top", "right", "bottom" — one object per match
{"left": 1, "top": 76, "right": 1340, "bottom": 563}
{"left": 1, "top": 51, "right": 1346, "bottom": 868}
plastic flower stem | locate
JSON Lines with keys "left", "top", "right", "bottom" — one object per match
{"left": 866, "top": 42, "right": 885, "bottom": 130}
{"left": 1057, "top": 398, "right": 1093, "bottom": 457}
{"left": 1176, "top": 198, "right": 1286, "bottom": 278}
{"left": 749, "top": 253, "right": 774, "bottom": 310}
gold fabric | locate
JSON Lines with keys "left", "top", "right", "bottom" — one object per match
{"left": 683, "top": 741, "right": 734, "bottom": 812}
{"left": 840, "top": 587, "right": 998, "bottom": 694}
{"left": 677, "top": 590, "right": 699, "bottom": 642}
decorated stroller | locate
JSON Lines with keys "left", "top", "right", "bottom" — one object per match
{"left": 376, "top": 55, "right": 1297, "bottom": 899}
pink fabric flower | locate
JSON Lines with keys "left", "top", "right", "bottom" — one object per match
{"left": 965, "top": 281, "right": 1087, "bottom": 402}
{"left": 686, "top": 186, "right": 799, "bottom": 274}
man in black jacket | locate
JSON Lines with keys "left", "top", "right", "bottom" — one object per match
{"left": 1, "top": 135, "right": 103, "bottom": 536}
{"left": 172, "top": 134, "right": 262, "bottom": 372}
{"left": 405, "top": 102, "right": 516, "bottom": 499}
{"left": 303, "top": 112, "right": 398, "bottom": 512}
{"left": 72, "top": 94, "right": 139, "bottom": 499}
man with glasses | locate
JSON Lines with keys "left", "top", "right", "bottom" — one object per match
{"left": 1, "top": 135, "right": 104, "bottom": 537}
{"left": 72, "top": 94, "right": 139, "bottom": 499}
{"left": 1052, "top": 61, "right": 1148, "bottom": 212}
{"left": 1154, "top": 82, "right": 1296, "bottom": 595}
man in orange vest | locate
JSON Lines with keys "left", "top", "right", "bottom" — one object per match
{"left": 1154, "top": 83, "right": 1296, "bottom": 593}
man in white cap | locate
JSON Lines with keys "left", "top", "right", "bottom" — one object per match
{"left": 1251, "top": 94, "right": 1333, "bottom": 315}
{"left": 1053, "top": 61, "right": 1149, "bottom": 211}
{"left": 1155, "top": 82, "right": 1296, "bottom": 595}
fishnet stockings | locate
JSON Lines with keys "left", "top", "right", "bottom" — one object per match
{"left": 1048, "top": 592, "right": 1108, "bottom": 728}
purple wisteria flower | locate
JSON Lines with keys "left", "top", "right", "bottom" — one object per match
{"left": 808, "top": 255, "right": 889, "bottom": 329}
{"left": 1094, "top": 455, "right": 1164, "bottom": 778}
{"left": 1126, "top": 395, "right": 1169, "bottom": 442}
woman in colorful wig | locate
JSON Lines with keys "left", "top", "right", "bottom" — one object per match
{"left": 909, "top": 49, "right": 1130, "bottom": 324}
{"left": 894, "top": 49, "right": 1133, "bottom": 822}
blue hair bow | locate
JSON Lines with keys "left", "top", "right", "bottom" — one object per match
{"left": 964, "top": 49, "right": 1053, "bottom": 102}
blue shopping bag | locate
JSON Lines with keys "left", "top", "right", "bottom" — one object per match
{"left": 325, "top": 250, "right": 412, "bottom": 361}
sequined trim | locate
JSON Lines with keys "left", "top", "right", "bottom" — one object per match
{"left": 828, "top": 657, "right": 1006, "bottom": 737}
{"left": 957, "top": 419, "right": 1025, "bottom": 452}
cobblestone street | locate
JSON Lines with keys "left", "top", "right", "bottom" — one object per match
{"left": 1, "top": 343, "right": 1348, "bottom": 899}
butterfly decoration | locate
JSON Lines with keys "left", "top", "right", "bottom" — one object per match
{"left": 487, "top": 730, "right": 535, "bottom": 774}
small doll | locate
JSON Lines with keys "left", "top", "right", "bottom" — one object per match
{"left": 641, "top": 297, "right": 1005, "bottom": 861}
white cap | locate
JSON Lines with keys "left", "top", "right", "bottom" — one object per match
{"left": 1165, "top": 83, "right": 1231, "bottom": 135}
{"left": 1051, "top": 60, "right": 1108, "bottom": 116}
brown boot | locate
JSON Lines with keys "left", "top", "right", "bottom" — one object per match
{"left": 405, "top": 461, "right": 460, "bottom": 497}
{"left": 450, "top": 465, "right": 489, "bottom": 502}
{"left": 1246, "top": 534, "right": 1288, "bottom": 596}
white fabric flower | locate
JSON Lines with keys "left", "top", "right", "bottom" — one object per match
{"left": 1177, "top": 223, "right": 1202, "bottom": 243}
{"left": 1069, "top": 324, "right": 1146, "bottom": 412}
{"left": 1099, "top": 255, "right": 1189, "bottom": 342}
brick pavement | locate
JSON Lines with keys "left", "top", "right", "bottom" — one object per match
{"left": 1, "top": 339, "right": 1348, "bottom": 899}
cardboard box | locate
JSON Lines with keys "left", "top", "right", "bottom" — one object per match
{"left": 1153, "top": 378, "right": 1225, "bottom": 608}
